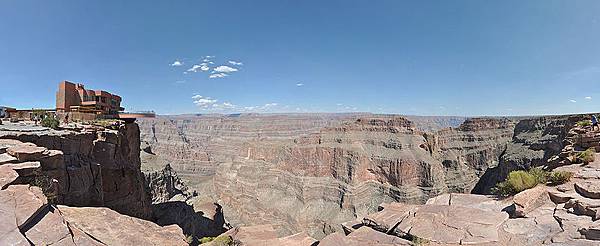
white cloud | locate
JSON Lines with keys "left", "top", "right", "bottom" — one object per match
{"left": 170, "top": 60, "right": 183, "bottom": 66}
{"left": 296, "top": 83, "right": 304, "bottom": 87}
{"left": 570, "top": 99, "right": 577, "bottom": 103}
{"left": 192, "top": 95, "right": 218, "bottom": 108}
{"left": 212, "top": 102, "right": 236, "bottom": 110}
{"left": 213, "top": 65, "right": 238, "bottom": 73}
{"left": 228, "top": 60, "right": 243, "bottom": 66}
{"left": 209, "top": 73, "right": 229, "bottom": 79}
{"left": 586, "top": 96, "right": 593, "bottom": 100}
{"left": 187, "top": 63, "right": 211, "bottom": 73}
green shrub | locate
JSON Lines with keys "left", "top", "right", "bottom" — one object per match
{"left": 528, "top": 167, "right": 548, "bottom": 184}
{"left": 493, "top": 167, "right": 576, "bottom": 196}
{"left": 91, "top": 119, "right": 123, "bottom": 130}
{"left": 41, "top": 117, "right": 60, "bottom": 129}
{"left": 199, "top": 237, "right": 214, "bottom": 244}
{"left": 577, "top": 120, "right": 592, "bottom": 127}
{"left": 493, "top": 170, "right": 538, "bottom": 196}
{"left": 506, "top": 170, "right": 538, "bottom": 193}
{"left": 410, "top": 235, "right": 430, "bottom": 245}
{"left": 548, "top": 171, "right": 573, "bottom": 185}
{"left": 577, "top": 148, "right": 596, "bottom": 164}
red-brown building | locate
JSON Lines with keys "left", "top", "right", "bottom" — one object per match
{"left": 56, "top": 81, "right": 124, "bottom": 115}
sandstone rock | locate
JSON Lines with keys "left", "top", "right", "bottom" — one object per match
{"left": 580, "top": 221, "right": 600, "bottom": 241}
{"left": 57, "top": 205, "right": 187, "bottom": 246}
{"left": 1, "top": 123, "right": 152, "bottom": 219}
{"left": 0, "top": 139, "right": 23, "bottom": 154}
{"left": 23, "top": 206, "right": 73, "bottom": 245}
{"left": 575, "top": 181, "right": 600, "bottom": 199}
{"left": 4, "top": 161, "right": 41, "bottom": 180}
{"left": 564, "top": 197, "right": 600, "bottom": 220}
{"left": 39, "top": 149, "right": 64, "bottom": 170}
{"left": 7, "top": 185, "right": 47, "bottom": 228}
{"left": 340, "top": 219, "right": 363, "bottom": 235}
{"left": 0, "top": 165, "right": 19, "bottom": 189}
{"left": 393, "top": 204, "right": 509, "bottom": 245}
{"left": 318, "top": 232, "right": 348, "bottom": 246}
{"left": 513, "top": 185, "right": 550, "bottom": 217}
{"left": 0, "top": 153, "right": 17, "bottom": 165}
{"left": 277, "top": 232, "right": 318, "bottom": 246}
{"left": 218, "top": 224, "right": 279, "bottom": 245}
{"left": 548, "top": 188, "right": 575, "bottom": 204}
{"left": 7, "top": 143, "right": 47, "bottom": 162}
{"left": 362, "top": 203, "right": 416, "bottom": 234}
{"left": 0, "top": 186, "right": 29, "bottom": 246}
{"left": 426, "top": 193, "right": 510, "bottom": 212}
{"left": 319, "top": 227, "right": 411, "bottom": 246}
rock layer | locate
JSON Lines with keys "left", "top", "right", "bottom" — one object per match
{"left": 0, "top": 122, "right": 152, "bottom": 219}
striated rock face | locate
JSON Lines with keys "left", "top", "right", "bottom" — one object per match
{"left": 473, "top": 115, "right": 580, "bottom": 193}
{"left": 0, "top": 122, "right": 152, "bottom": 219}
{"left": 143, "top": 163, "right": 229, "bottom": 240}
{"left": 144, "top": 163, "right": 192, "bottom": 204}
{"left": 426, "top": 117, "right": 515, "bottom": 193}
{"left": 212, "top": 116, "right": 521, "bottom": 239}
{"left": 138, "top": 113, "right": 593, "bottom": 240}
{"left": 0, "top": 124, "right": 187, "bottom": 245}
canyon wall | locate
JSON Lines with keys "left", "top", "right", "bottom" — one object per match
{"left": 0, "top": 123, "right": 152, "bottom": 219}
{"left": 138, "top": 114, "right": 525, "bottom": 239}
{"left": 0, "top": 122, "right": 186, "bottom": 245}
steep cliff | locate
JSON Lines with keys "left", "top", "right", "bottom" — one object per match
{"left": 0, "top": 122, "right": 186, "bottom": 245}
{"left": 0, "top": 122, "right": 152, "bottom": 219}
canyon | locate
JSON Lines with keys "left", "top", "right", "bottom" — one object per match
{"left": 1, "top": 112, "right": 597, "bottom": 245}
{"left": 137, "top": 112, "right": 592, "bottom": 244}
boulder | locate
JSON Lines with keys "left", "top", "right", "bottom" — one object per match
{"left": 4, "top": 161, "right": 41, "bottom": 180}
{"left": 57, "top": 206, "right": 187, "bottom": 246}
{"left": 363, "top": 203, "right": 416, "bottom": 234}
{"left": 580, "top": 221, "right": 600, "bottom": 241}
{"left": 575, "top": 181, "right": 600, "bottom": 199}
{"left": 548, "top": 188, "right": 575, "bottom": 204}
{"left": 394, "top": 204, "right": 509, "bottom": 245}
{"left": 319, "top": 227, "right": 411, "bottom": 246}
{"left": 426, "top": 193, "right": 509, "bottom": 212}
{"left": 0, "top": 139, "right": 23, "bottom": 155}
{"left": 8, "top": 185, "right": 47, "bottom": 227}
{"left": 0, "top": 153, "right": 17, "bottom": 165}
{"left": 7, "top": 144, "right": 47, "bottom": 162}
{"left": 0, "top": 166, "right": 19, "bottom": 189}
{"left": 341, "top": 219, "right": 363, "bottom": 235}
{"left": 23, "top": 207, "right": 72, "bottom": 245}
{"left": 513, "top": 185, "right": 550, "bottom": 218}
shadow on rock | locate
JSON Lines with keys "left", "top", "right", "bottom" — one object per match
{"left": 152, "top": 201, "right": 227, "bottom": 240}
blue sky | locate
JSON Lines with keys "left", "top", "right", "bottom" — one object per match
{"left": 1, "top": 0, "right": 599, "bottom": 116}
